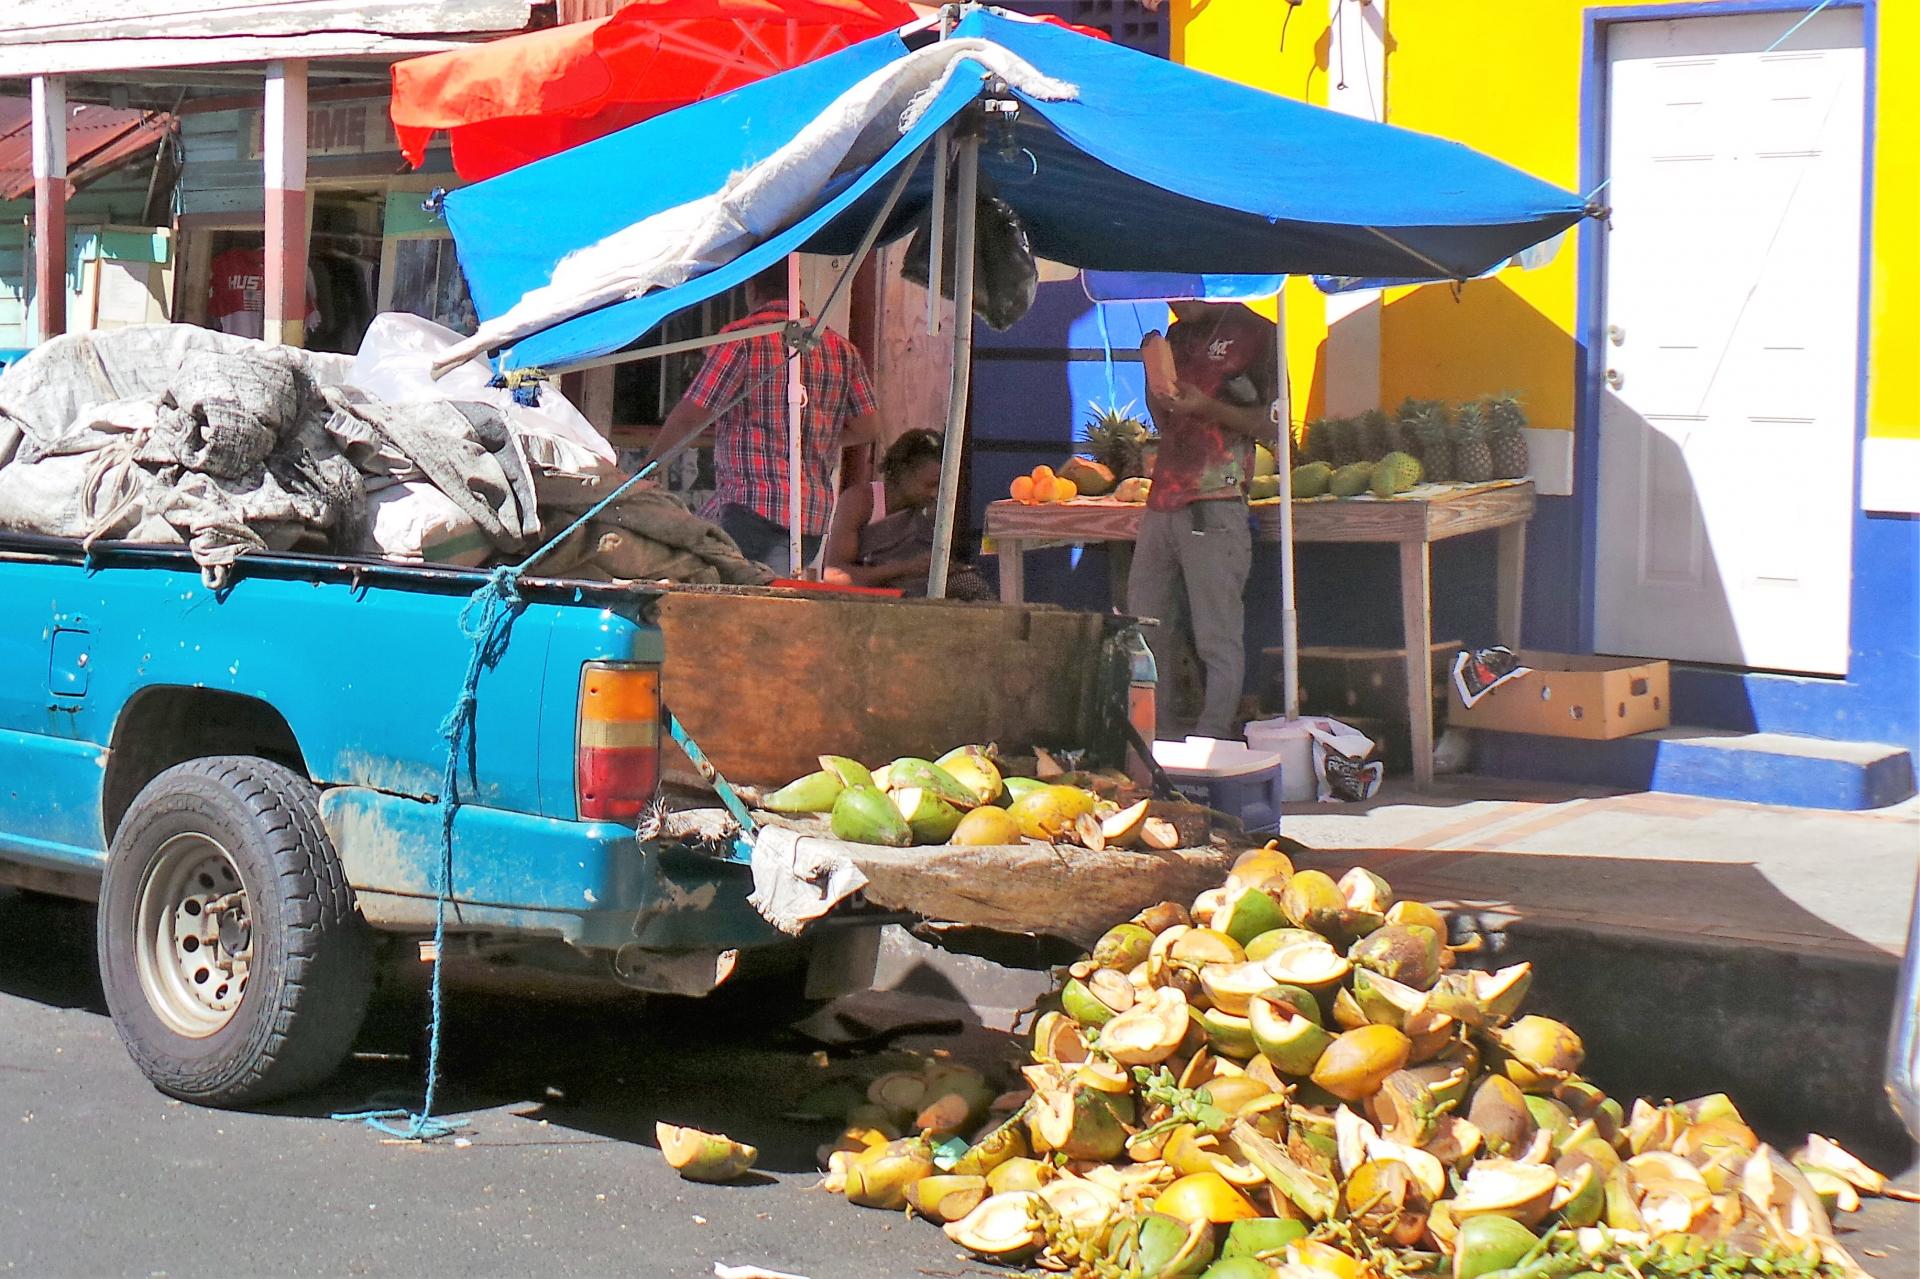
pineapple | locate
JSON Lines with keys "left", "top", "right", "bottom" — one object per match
{"left": 1081, "top": 401, "right": 1157, "bottom": 479}
{"left": 1396, "top": 398, "right": 1454, "bottom": 483}
{"left": 1291, "top": 418, "right": 1319, "bottom": 467}
{"left": 1451, "top": 401, "right": 1495, "bottom": 484}
{"left": 1321, "top": 416, "right": 1363, "bottom": 468}
{"left": 1484, "top": 395, "right": 1531, "bottom": 479}
{"left": 1358, "top": 408, "right": 1397, "bottom": 462}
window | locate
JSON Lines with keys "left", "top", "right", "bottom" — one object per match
{"left": 611, "top": 285, "right": 753, "bottom": 427}
{"left": 385, "top": 235, "right": 476, "bottom": 336}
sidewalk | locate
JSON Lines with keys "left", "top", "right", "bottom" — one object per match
{"left": 1279, "top": 775, "right": 1918, "bottom": 1174}
{"left": 1280, "top": 776, "right": 1919, "bottom": 960}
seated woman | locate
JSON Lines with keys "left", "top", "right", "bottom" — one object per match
{"left": 821, "top": 429, "right": 992, "bottom": 600}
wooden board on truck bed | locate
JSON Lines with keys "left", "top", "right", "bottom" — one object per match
{"left": 653, "top": 586, "right": 1124, "bottom": 787}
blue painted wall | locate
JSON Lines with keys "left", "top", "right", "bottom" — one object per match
{"left": 971, "top": 290, "right": 1917, "bottom": 762}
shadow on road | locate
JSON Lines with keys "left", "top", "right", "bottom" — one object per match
{"left": 0, "top": 888, "right": 1014, "bottom": 1177}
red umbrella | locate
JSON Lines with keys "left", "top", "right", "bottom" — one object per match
{"left": 391, "top": 0, "right": 917, "bottom": 182}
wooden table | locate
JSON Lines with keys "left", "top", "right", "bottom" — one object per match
{"left": 984, "top": 481, "right": 1537, "bottom": 788}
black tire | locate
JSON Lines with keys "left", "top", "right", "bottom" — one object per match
{"left": 98, "top": 756, "right": 373, "bottom": 1107}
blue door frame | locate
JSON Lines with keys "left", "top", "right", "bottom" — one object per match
{"left": 1573, "top": 0, "right": 1878, "bottom": 661}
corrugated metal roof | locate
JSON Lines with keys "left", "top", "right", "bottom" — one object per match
{"left": 0, "top": 99, "right": 171, "bottom": 200}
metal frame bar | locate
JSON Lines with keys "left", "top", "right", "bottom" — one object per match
{"left": 926, "top": 128, "right": 979, "bottom": 599}
{"left": 551, "top": 319, "right": 789, "bottom": 376}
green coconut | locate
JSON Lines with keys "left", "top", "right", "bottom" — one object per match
{"left": 1213, "top": 887, "right": 1286, "bottom": 947}
{"left": 830, "top": 784, "right": 913, "bottom": 846}
{"left": 763, "top": 769, "right": 843, "bottom": 813}
{"left": 1219, "top": 1216, "right": 1308, "bottom": 1261}
{"left": 1349, "top": 924, "right": 1444, "bottom": 990}
{"left": 883, "top": 757, "right": 980, "bottom": 810}
{"left": 890, "top": 786, "right": 965, "bottom": 843}
{"left": 818, "top": 754, "right": 874, "bottom": 788}
{"left": 1249, "top": 996, "right": 1334, "bottom": 1077}
{"left": 1452, "top": 1213, "right": 1539, "bottom": 1279}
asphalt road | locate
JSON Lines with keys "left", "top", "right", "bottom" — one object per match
{"left": 1, "top": 887, "right": 1914, "bottom": 1279}
{"left": 0, "top": 889, "right": 1004, "bottom": 1279}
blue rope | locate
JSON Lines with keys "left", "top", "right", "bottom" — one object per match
{"left": 332, "top": 564, "right": 524, "bottom": 1140}
{"left": 331, "top": 295, "right": 819, "bottom": 1142}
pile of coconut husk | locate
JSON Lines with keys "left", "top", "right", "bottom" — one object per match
{"left": 778, "top": 842, "right": 1899, "bottom": 1279}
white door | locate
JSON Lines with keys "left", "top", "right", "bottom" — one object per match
{"left": 1594, "top": 10, "right": 1864, "bottom": 675}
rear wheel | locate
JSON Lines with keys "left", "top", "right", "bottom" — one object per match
{"left": 99, "top": 756, "right": 372, "bottom": 1106}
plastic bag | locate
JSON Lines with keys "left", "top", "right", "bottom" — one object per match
{"left": 348, "top": 313, "right": 615, "bottom": 472}
{"left": 902, "top": 178, "right": 1038, "bottom": 332}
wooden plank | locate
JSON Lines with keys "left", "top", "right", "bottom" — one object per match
{"left": 0, "top": 34, "right": 470, "bottom": 78}
{"left": 1399, "top": 540, "right": 1434, "bottom": 790}
{"left": 655, "top": 588, "right": 1118, "bottom": 785}
{"left": 1274, "top": 496, "right": 1430, "bottom": 543}
{"left": 1495, "top": 521, "right": 1528, "bottom": 649}
{"left": 997, "top": 538, "right": 1025, "bottom": 604}
{"left": 31, "top": 75, "right": 66, "bottom": 343}
{"left": 1423, "top": 484, "right": 1537, "bottom": 542}
{"left": 0, "top": 1, "right": 533, "bottom": 45}
{"left": 988, "top": 482, "right": 1537, "bottom": 548}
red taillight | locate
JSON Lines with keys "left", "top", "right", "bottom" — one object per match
{"left": 577, "top": 663, "right": 660, "bottom": 822}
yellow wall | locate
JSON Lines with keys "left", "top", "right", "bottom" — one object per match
{"left": 1868, "top": 1, "right": 1917, "bottom": 439}
{"left": 1172, "top": 0, "right": 1330, "bottom": 425}
{"left": 1173, "top": 0, "right": 1912, "bottom": 440}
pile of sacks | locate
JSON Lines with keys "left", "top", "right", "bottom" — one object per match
{"left": 0, "top": 315, "right": 766, "bottom": 588}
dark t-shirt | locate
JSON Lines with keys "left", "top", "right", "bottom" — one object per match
{"left": 1146, "top": 305, "right": 1277, "bottom": 511}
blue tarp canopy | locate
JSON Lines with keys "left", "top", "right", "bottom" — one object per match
{"left": 445, "top": 7, "right": 1591, "bottom": 371}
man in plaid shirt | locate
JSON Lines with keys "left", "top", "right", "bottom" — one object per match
{"left": 659, "top": 267, "right": 882, "bottom": 574}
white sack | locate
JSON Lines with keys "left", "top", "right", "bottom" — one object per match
{"left": 363, "top": 480, "right": 490, "bottom": 566}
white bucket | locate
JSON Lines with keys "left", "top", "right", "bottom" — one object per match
{"left": 1243, "top": 718, "right": 1317, "bottom": 802}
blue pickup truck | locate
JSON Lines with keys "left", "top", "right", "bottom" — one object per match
{"left": 0, "top": 531, "right": 1124, "bottom": 1108}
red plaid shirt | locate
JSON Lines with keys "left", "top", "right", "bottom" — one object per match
{"left": 687, "top": 303, "right": 879, "bottom": 535}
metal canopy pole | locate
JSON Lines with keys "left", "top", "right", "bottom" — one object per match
{"left": 783, "top": 17, "right": 807, "bottom": 575}
{"left": 1273, "top": 286, "right": 1300, "bottom": 720}
{"left": 926, "top": 128, "right": 979, "bottom": 600}
{"left": 786, "top": 253, "right": 806, "bottom": 573}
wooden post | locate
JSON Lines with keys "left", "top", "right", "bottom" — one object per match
{"left": 31, "top": 75, "right": 67, "bottom": 343}
{"left": 926, "top": 131, "right": 979, "bottom": 600}
{"left": 263, "top": 60, "right": 308, "bottom": 347}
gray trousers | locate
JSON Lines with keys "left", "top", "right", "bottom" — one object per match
{"left": 1127, "top": 500, "right": 1251, "bottom": 739}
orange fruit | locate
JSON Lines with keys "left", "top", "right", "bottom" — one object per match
{"left": 1010, "top": 475, "right": 1036, "bottom": 503}
{"left": 1031, "top": 465, "right": 1055, "bottom": 492}
{"left": 1053, "top": 477, "right": 1078, "bottom": 502}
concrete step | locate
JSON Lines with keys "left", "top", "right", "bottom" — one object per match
{"left": 1469, "top": 725, "right": 1916, "bottom": 810}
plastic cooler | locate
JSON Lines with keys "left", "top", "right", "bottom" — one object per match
{"left": 1242, "top": 718, "right": 1317, "bottom": 802}
{"left": 1151, "top": 737, "right": 1285, "bottom": 835}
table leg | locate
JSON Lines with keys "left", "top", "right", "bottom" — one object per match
{"left": 999, "top": 538, "right": 1026, "bottom": 604}
{"left": 1108, "top": 540, "right": 1134, "bottom": 613}
{"left": 1495, "top": 521, "right": 1528, "bottom": 650}
{"left": 1400, "top": 539, "right": 1434, "bottom": 790}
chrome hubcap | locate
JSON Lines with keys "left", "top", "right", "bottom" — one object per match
{"left": 133, "top": 834, "right": 252, "bottom": 1037}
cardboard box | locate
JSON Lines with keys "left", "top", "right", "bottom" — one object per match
{"left": 1449, "top": 651, "right": 1670, "bottom": 741}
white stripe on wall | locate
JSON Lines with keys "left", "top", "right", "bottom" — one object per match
{"left": 1861, "top": 436, "right": 1920, "bottom": 514}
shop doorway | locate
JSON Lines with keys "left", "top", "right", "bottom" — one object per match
{"left": 1591, "top": 7, "right": 1865, "bottom": 676}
